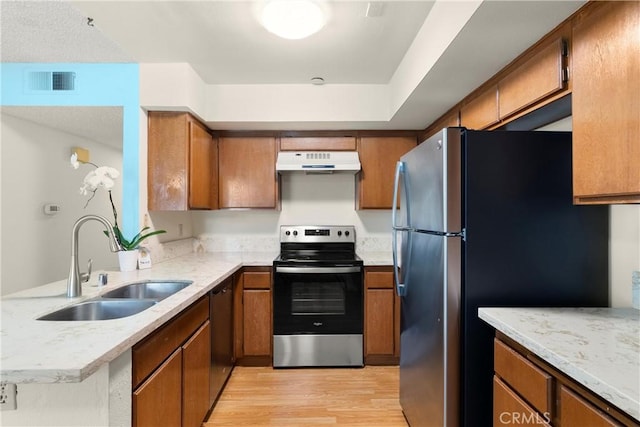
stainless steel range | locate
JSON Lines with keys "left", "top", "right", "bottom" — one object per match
{"left": 272, "top": 225, "right": 364, "bottom": 368}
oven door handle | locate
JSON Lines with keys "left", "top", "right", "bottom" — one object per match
{"left": 275, "top": 266, "right": 361, "bottom": 274}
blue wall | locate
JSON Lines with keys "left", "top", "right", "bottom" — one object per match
{"left": 1, "top": 63, "right": 139, "bottom": 236}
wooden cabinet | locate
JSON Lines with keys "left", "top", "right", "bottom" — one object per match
{"left": 572, "top": 1, "right": 640, "bottom": 204}
{"left": 357, "top": 136, "right": 417, "bottom": 209}
{"left": 364, "top": 267, "right": 400, "bottom": 365}
{"left": 280, "top": 136, "right": 356, "bottom": 151}
{"left": 493, "top": 335, "right": 639, "bottom": 427}
{"left": 234, "top": 267, "right": 272, "bottom": 365}
{"left": 132, "top": 296, "right": 210, "bottom": 427}
{"left": 460, "top": 85, "right": 499, "bottom": 130}
{"left": 218, "top": 137, "right": 279, "bottom": 208}
{"left": 498, "top": 37, "right": 568, "bottom": 120}
{"left": 148, "top": 112, "right": 218, "bottom": 210}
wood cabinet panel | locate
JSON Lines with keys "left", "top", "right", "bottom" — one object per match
{"left": 357, "top": 136, "right": 417, "bottom": 209}
{"left": 494, "top": 339, "right": 553, "bottom": 415}
{"left": 132, "top": 296, "right": 208, "bottom": 388}
{"left": 493, "top": 376, "right": 552, "bottom": 427}
{"left": 365, "top": 289, "right": 395, "bottom": 356}
{"left": 188, "top": 120, "right": 217, "bottom": 209}
{"left": 560, "top": 385, "right": 621, "bottom": 427}
{"left": 499, "top": 37, "right": 566, "bottom": 119}
{"left": 242, "top": 289, "right": 272, "bottom": 357}
{"left": 133, "top": 349, "right": 182, "bottom": 427}
{"left": 148, "top": 112, "right": 216, "bottom": 210}
{"left": 365, "top": 269, "right": 394, "bottom": 289}
{"left": 460, "top": 85, "right": 499, "bottom": 130}
{"left": 572, "top": 1, "right": 640, "bottom": 203}
{"left": 219, "top": 137, "right": 278, "bottom": 208}
{"left": 243, "top": 270, "right": 272, "bottom": 290}
{"left": 280, "top": 136, "right": 356, "bottom": 151}
{"left": 182, "top": 321, "right": 211, "bottom": 427}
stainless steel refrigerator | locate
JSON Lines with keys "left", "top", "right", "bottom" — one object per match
{"left": 391, "top": 128, "right": 608, "bottom": 427}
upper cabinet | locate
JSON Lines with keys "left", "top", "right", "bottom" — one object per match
{"left": 459, "top": 85, "right": 499, "bottom": 130}
{"left": 148, "top": 112, "right": 218, "bottom": 211}
{"left": 218, "top": 137, "right": 279, "bottom": 209}
{"left": 572, "top": 1, "right": 640, "bottom": 204}
{"left": 357, "top": 136, "right": 417, "bottom": 209}
{"left": 280, "top": 136, "right": 356, "bottom": 151}
{"left": 498, "top": 36, "right": 568, "bottom": 120}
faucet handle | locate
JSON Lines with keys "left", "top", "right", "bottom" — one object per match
{"left": 81, "top": 258, "right": 93, "bottom": 283}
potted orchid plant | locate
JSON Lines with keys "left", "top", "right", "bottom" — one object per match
{"left": 71, "top": 153, "right": 165, "bottom": 270}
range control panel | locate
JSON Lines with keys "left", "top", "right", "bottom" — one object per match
{"left": 280, "top": 225, "right": 356, "bottom": 243}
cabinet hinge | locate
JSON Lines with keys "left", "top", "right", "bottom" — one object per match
{"left": 561, "top": 39, "right": 569, "bottom": 57}
{"left": 561, "top": 67, "right": 569, "bottom": 83}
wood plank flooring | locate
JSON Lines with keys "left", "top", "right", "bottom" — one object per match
{"left": 204, "top": 366, "right": 408, "bottom": 426}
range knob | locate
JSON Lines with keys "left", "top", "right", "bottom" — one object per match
{"left": 285, "top": 230, "right": 291, "bottom": 236}
{"left": 337, "top": 231, "right": 342, "bottom": 236}
{"left": 293, "top": 230, "right": 298, "bottom": 236}
{"left": 345, "top": 230, "right": 350, "bottom": 237}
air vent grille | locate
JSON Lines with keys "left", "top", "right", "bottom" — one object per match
{"left": 27, "top": 71, "right": 76, "bottom": 91}
{"left": 306, "top": 152, "right": 330, "bottom": 160}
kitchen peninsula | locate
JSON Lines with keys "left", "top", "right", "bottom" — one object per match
{"left": 479, "top": 307, "right": 640, "bottom": 426}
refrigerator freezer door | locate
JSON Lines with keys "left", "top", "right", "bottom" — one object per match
{"left": 399, "top": 128, "right": 463, "bottom": 234}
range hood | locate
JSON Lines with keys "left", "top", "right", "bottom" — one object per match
{"left": 276, "top": 151, "right": 361, "bottom": 174}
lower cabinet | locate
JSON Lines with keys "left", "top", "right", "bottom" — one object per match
{"left": 364, "top": 266, "right": 400, "bottom": 365}
{"left": 493, "top": 335, "right": 639, "bottom": 426}
{"left": 132, "top": 296, "right": 211, "bottom": 427}
{"left": 234, "top": 267, "right": 273, "bottom": 365}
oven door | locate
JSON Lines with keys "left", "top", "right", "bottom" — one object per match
{"left": 273, "top": 265, "right": 363, "bottom": 335}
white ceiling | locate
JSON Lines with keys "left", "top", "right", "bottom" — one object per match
{"left": 1, "top": 0, "right": 586, "bottom": 139}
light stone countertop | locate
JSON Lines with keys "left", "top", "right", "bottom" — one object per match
{"left": 358, "top": 251, "right": 392, "bottom": 266}
{"left": 478, "top": 307, "right": 640, "bottom": 421}
{"left": 0, "top": 249, "right": 389, "bottom": 385}
{"left": 0, "top": 251, "right": 277, "bottom": 384}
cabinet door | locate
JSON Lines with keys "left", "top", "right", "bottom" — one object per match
{"left": 133, "top": 349, "right": 182, "bottom": 427}
{"left": 182, "top": 320, "right": 211, "bottom": 427}
{"left": 148, "top": 112, "right": 189, "bottom": 210}
{"left": 560, "top": 386, "right": 620, "bottom": 427}
{"left": 188, "top": 119, "right": 217, "bottom": 209}
{"left": 460, "top": 85, "right": 499, "bottom": 130}
{"left": 493, "top": 376, "right": 552, "bottom": 426}
{"left": 572, "top": 1, "right": 640, "bottom": 203}
{"left": 242, "top": 289, "right": 272, "bottom": 357}
{"left": 357, "top": 136, "right": 417, "bottom": 209}
{"left": 365, "top": 289, "right": 395, "bottom": 355}
{"left": 219, "top": 137, "right": 278, "bottom": 208}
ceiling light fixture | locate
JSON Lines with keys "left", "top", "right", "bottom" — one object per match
{"left": 260, "top": 0, "right": 327, "bottom": 40}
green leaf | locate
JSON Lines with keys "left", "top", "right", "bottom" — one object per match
{"left": 104, "top": 226, "right": 166, "bottom": 251}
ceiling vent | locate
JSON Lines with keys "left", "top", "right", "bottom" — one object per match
{"left": 27, "top": 71, "right": 76, "bottom": 91}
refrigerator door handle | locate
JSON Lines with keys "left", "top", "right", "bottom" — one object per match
{"left": 392, "top": 161, "right": 410, "bottom": 231}
{"left": 392, "top": 228, "right": 409, "bottom": 297}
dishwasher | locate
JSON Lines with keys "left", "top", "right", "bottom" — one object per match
{"left": 209, "top": 277, "right": 234, "bottom": 406}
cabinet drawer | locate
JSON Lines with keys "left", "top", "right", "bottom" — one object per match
{"left": 243, "top": 271, "right": 271, "bottom": 289}
{"left": 133, "top": 296, "right": 209, "bottom": 388}
{"left": 560, "top": 386, "right": 621, "bottom": 427}
{"left": 494, "top": 339, "right": 553, "bottom": 416}
{"left": 365, "top": 268, "right": 394, "bottom": 289}
{"left": 494, "top": 376, "right": 551, "bottom": 426}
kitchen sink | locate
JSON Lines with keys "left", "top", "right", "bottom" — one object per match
{"left": 100, "top": 280, "right": 193, "bottom": 301}
{"left": 37, "top": 300, "right": 157, "bottom": 321}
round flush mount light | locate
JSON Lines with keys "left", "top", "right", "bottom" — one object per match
{"left": 260, "top": 0, "right": 327, "bottom": 40}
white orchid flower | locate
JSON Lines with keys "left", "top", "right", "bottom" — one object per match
{"left": 80, "top": 166, "right": 120, "bottom": 193}
{"left": 70, "top": 153, "right": 80, "bottom": 169}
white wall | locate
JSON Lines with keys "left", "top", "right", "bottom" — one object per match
{"left": 1, "top": 113, "right": 123, "bottom": 295}
{"left": 191, "top": 172, "right": 391, "bottom": 252}
{"left": 538, "top": 116, "right": 640, "bottom": 307}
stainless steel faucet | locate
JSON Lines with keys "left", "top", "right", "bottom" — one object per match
{"left": 67, "top": 214, "right": 123, "bottom": 298}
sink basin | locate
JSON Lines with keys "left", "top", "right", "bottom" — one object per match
{"left": 37, "top": 300, "right": 157, "bottom": 321}
{"left": 100, "top": 280, "right": 193, "bottom": 301}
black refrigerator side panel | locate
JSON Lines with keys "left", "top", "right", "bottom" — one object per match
{"left": 460, "top": 130, "right": 609, "bottom": 427}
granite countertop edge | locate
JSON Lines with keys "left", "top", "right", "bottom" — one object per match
{"left": 478, "top": 307, "right": 640, "bottom": 421}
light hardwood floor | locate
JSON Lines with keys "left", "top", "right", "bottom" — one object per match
{"left": 204, "top": 366, "right": 408, "bottom": 426}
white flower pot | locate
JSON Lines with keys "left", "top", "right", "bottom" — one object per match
{"left": 118, "top": 250, "right": 139, "bottom": 272}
